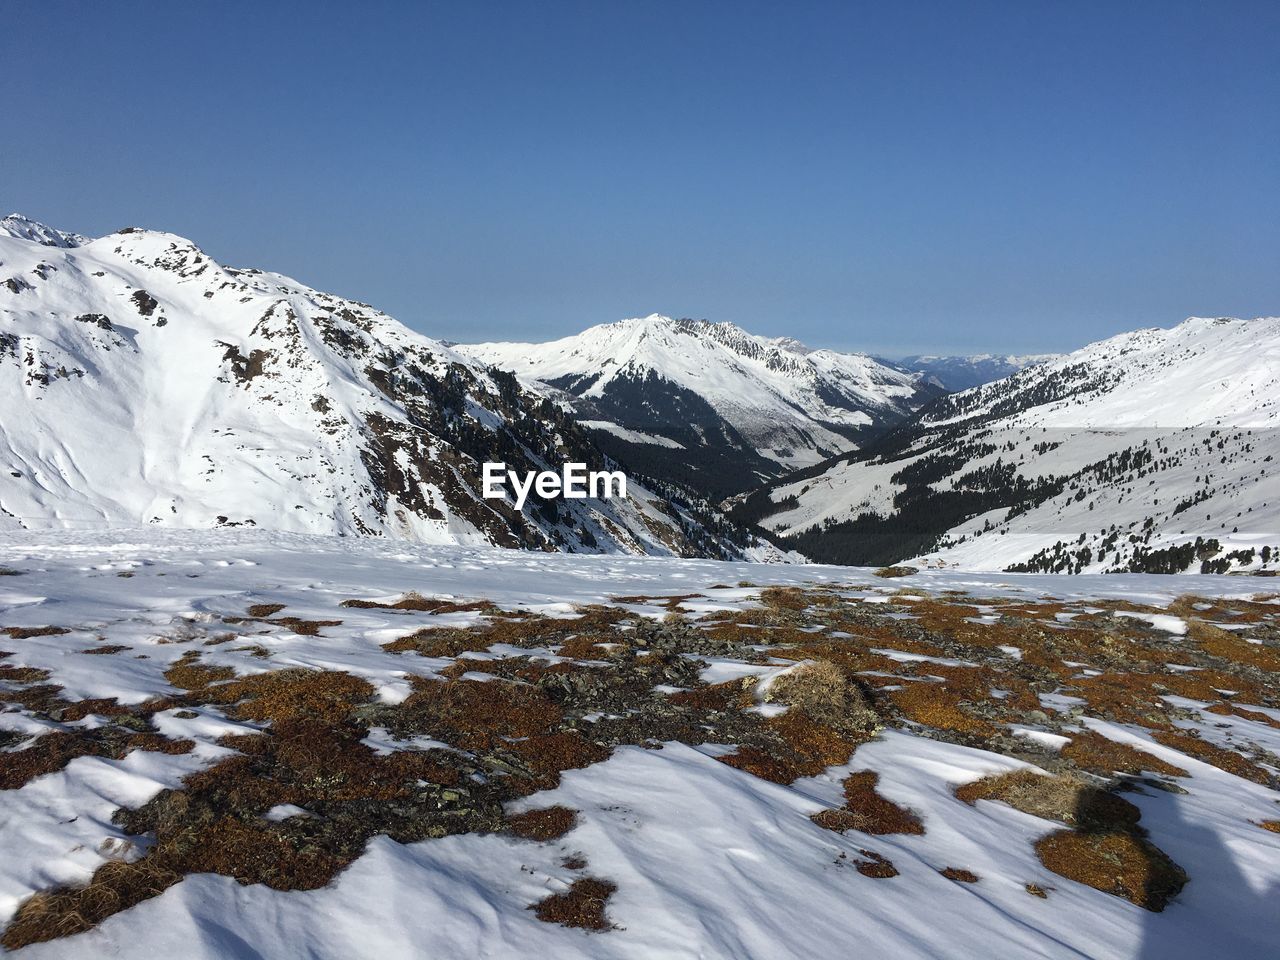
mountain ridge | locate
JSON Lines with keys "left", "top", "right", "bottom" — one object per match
{"left": 888, "top": 352, "right": 1059, "bottom": 391}
{"left": 0, "top": 216, "right": 770, "bottom": 559}
{"left": 738, "top": 315, "right": 1280, "bottom": 573}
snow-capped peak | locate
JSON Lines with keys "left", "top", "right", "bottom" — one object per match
{"left": 1, "top": 213, "right": 89, "bottom": 248}
{"left": 459, "top": 315, "right": 942, "bottom": 495}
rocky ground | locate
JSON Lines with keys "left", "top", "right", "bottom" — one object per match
{"left": 0, "top": 532, "right": 1277, "bottom": 958}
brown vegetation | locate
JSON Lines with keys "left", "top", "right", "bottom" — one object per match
{"left": 1061, "top": 731, "right": 1188, "bottom": 778}
{"left": 531, "top": 877, "right": 617, "bottom": 930}
{"left": 811, "top": 771, "right": 924, "bottom": 835}
{"left": 1034, "top": 830, "right": 1186, "bottom": 911}
{"left": 874, "top": 566, "right": 918, "bottom": 578}
{"left": 853, "top": 849, "right": 899, "bottom": 878}
{"left": 341, "top": 592, "right": 496, "bottom": 614}
{"left": 0, "top": 730, "right": 194, "bottom": 791}
{"left": 766, "top": 660, "right": 880, "bottom": 736}
{"left": 2, "top": 626, "right": 70, "bottom": 639}
{"left": 507, "top": 806, "right": 578, "bottom": 841}
{"left": 955, "top": 770, "right": 1140, "bottom": 831}
{"left": 246, "top": 603, "right": 287, "bottom": 618}
{"left": 956, "top": 769, "right": 1186, "bottom": 910}
{"left": 1151, "top": 730, "right": 1272, "bottom": 785}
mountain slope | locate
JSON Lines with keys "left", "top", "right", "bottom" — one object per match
{"left": 0, "top": 215, "right": 764, "bottom": 559}
{"left": 738, "top": 317, "right": 1280, "bottom": 572}
{"left": 462, "top": 316, "right": 942, "bottom": 498}
{"left": 891, "top": 353, "right": 1058, "bottom": 391}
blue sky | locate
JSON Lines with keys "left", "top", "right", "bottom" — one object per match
{"left": 6, "top": 1, "right": 1278, "bottom": 355}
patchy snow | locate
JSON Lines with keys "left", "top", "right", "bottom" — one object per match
{"left": 0, "top": 530, "right": 1277, "bottom": 959}
{"left": 1117, "top": 612, "right": 1189, "bottom": 635}
{"left": 578, "top": 420, "right": 686, "bottom": 449}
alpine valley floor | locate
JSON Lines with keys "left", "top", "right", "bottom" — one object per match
{"left": 1, "top": 531, "right": 1278, "bottom": 959}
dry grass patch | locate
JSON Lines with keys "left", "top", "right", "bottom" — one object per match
{"left": 164, "top": 653, "right": 236, "bottom": 690}
{"left": 717, "top": 652, "right": 892, "bottom": 789}
{"left": 939, "top": 867, "right": 980, "bottom": 882}
{"left": 1068, "top": 672, "right": 1176, "bottom": 729}
{"left": 2, "top": 626, "right": 70, "bottom": 639}
{"left": 1160, "top": 669, "right": 1266, "bottom": 705}
{"left": 2, "top": 666, "right": 510, "bottom": 949}
{"left": 507, "top": 806, "right": 578, "bottom": 841}
{"left": 342, "top": 592, "right": 497, "bottom": 614}
{"left": 1205, "top": 702, "right": 1280, "bottom": 729}
{"left": 531, "top": 877, "right": 617, "bottom": 930}
{"left": 0, "top": 664, "right": 52, "bottom": 684}
{"left": 765, "top": 660, "right": 881, "bottom": 736}
{"left": 1193, "top": 626, "right": 1280, "bottom": 672}
{"left": 609, "top": 593, "right": 700, "bottom": 610}
{"left": 721, "top": 709, "right": 865, "bottom": 785}
{"left": 1061, "top": 731, "right": 1188, "bottom": 778}
{"left": 956, "top": 769, "right": 1186, "bottom": 910}
{"left": 402, "top": 675, "right": 562, "bottom": 750}
{"left": 246, "top": 603, "right": 286, "bottom": 618}
{"left": 209, "top": 669, "right": 376, "bottom": 725}
{"left": 2, "top": 857, "right": 182, "bottom": 949}
{"left": 954, "top": 769, "right": 1140, "bottom": 831}
{"left": 505, "top": 732, "right": 611, "bottom": 786}
{"left": 666, "top": 680, "right": 745, "bottom": 711}
{"left": 811, "top": 770, "right": 924, "bottom": 835}
{"left": 79, "top": 644, "right": 130, "bottom": 656}
{"left": 0, "top": 730, "right": 194, "bottom": 791}
{"left": 874, "top": 566, "right": 918, "bottom": 578}
{"left": 760, "top": 586, "right": 815, "bottom": 611}
{"left": 891, "top": 682, "right": 996, "bottom": 736}
{"left": 384, "top": 626, "right": 497, "bottom": 658}
{"left": 1151, "top": 730, "right": 1272, "bottom": 785}
{"left": 1034, "top": 830, "right": 1186, "bottom": 911}
{"left": 554, "top": 633, "right": 615, "bottom": 660}
{"left": 385, "top": 607, "right": 628, "bottom": 660}
{"left": 853, "top": 849, "right": 899, "bottom": 878}
{"left": 262, "top": 617, "right": 342, "bottom": 637}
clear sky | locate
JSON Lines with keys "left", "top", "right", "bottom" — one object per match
{"left": 5, "top": 1, "right": 1278, "bottom": 356}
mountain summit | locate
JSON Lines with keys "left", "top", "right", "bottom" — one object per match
{"left": 463, "top": 315, "right": 942, "bottom": 498}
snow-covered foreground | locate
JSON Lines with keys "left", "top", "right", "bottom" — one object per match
{"left": 1, "top": 530, "right": 1278, "bottom": 959}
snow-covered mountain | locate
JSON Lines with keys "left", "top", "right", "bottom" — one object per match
{"left": 462, "top": 316, "right": 942, "bottom": 498}
{"left": 0, "top": 215, "right": 764, "bottom": 559}
{"left": 0, "top": 213, "right": 90, "bottom": 249}
{"left": 738, "top": 317, "right": 1280, "bottom": 573}
{"left": 891, "top": 353, "right": 1058, "bottom": 391}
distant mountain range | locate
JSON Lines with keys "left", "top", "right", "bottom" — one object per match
{"left": 0, "top": 215, "right": 769, "bottom": 559}
{"left": 6, "top": 212, "right": 1274, "bottom": 573}
{"left": 736, "top": 316, "right": 1280, "bottom": 573}
{"left": 463, "top": 316, "right": 944, "bottom": 498}
{"left": 888, "top": 353, "right": 1058, "bottom": 391}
